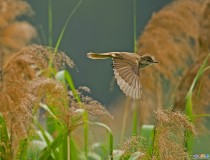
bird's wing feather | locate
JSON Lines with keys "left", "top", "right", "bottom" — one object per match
{"left": 112, "top": 53, "right": 142, "bottom": 99}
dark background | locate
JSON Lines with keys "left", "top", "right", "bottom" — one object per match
{"left": 27, "top": 0, "right": 172, "bottom": 106}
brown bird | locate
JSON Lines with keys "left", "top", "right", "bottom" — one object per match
{"left": 87, "top": 52, "right": 158, "bottom": 99}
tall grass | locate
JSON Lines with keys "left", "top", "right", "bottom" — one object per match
{"left": 0, "top": 0, "right": 210, "bottom": 160}
{"left": 132, "top": 0, "right": 138, "bottom": 137}
{"left": 185, "top": 53, "right": 210, "bottom": 154}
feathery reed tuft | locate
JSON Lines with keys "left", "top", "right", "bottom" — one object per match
{"left": 69, "top": 86, "right": 113, "bottom": 123}
{"left": 0, "top": 45, "right": 73, "bottom": 157}
{"left": 152, "top": 110, "right": 196, "bottom": 160}
{"left": 137, "top": 0, "right": 210, "bottom": 123}
{"left": 120, "top": 136, "right": 146, "bottom": 159}
{"left": 0, "top": 0, "right": 36, "bottom": 67}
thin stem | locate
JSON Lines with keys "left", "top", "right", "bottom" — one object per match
{"left": 120, "top": 98, "right": 130, "bottom": 143}
{"left": 191, "top": 114, "right": 210, "bottom": 118}
{"left": 88, "top": 121, "right": 113, "bottom": 159}
{"left": 132, "top": 0, "right": 138, "bottom": 137}
{"left": 48, "top": 0, "right": 53, "bottom": 47}
{"left": 169, "top": 77, "right": 182, "bottom": 107}
{"left": 48, "top": 0, "right": 82, "bottom": 68}
{"left": 132, "top": 101, "right": 138, "bottom": 136}
{"left": 83, "top": 112, "right": 88, "bottom": 159}
{"left": 67, "top": 134, "right": 71, "bottom": 160}
{"left": 133, "top": 0, "right": 137, "bottom": 53}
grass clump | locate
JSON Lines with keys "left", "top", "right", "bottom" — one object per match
{"left": 0, "top": 0, "right": 210, "bottom": 159}
{"left": 152, "top": 110, "right": 196, "bottom": 160}
{"left": 0, "top": 45, "right": 73, "bottom": 158}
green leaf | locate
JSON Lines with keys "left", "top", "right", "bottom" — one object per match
{"left": 35, "top": 129, "right": 54, "bottom": 158}
{"left": 88, "top": 152, "right": 102, "bottom": 160}
{"left": 27, "top": 140, "right": 46, "bottom": 159}
{"left": 0, "top": 113, "right": 11, "bottom": 159}
{"left": 185, "top": 53, "right": 210, "bottom": 154}
{"left": 112, "top": 150, "right": 124, "bottom": 160}
{"left": 185, "top": 53, "right": 210, "bottom": 118}
{"left": 56, "top": 70, "right": 81, "bottom": 103}
{"left": 140, "top": 125, "right": 154, "bottom": 141}
{"left": 83, "top": 111, "right": 89, "bottom": 159}
{"left": 88, "top": 121, "right": 113, "bottom": 160}
{"left": 140, "top": 125, "right": 154, "bottom": 156}
{"left": 40, "top": 103, "right": 62, "bottom": 125}
{"left": 48, "top": 0, "right": 82, "bottom": 68}
{"left": 15, "top": 138, "right": 29, "bottom": 160}
{"left": 132, "top": 103, "right": 138, "bottom": 136}
{"left": 128, "top": 151, "right": 144, "bottom": 160}
{"left": 39, "top": 130, "right": 67, "bottom": 160}
{"left": 48, "top": 0, "right": 53, "bottom": 47}
{"left": 70, "top": 137, "right": 85, "bottom": 160}
{"left": 91, "top": 143, "right": 108, "bottom": 159}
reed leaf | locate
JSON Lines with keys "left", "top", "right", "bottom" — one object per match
{"left": 0, "top": 113, "right": 11, "bottom": 159}
{"left": 39, "top": 130, "right": 68, "bottom": 160}
{"left": 185, "top": 53, "right": 210, "bottom": 153}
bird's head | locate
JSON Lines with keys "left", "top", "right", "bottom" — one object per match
{"left": 139, "top": 55, "right": 158, "bottom": 68}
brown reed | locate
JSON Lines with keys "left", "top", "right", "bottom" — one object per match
{"left": 152, "top": 110, "right": 196, "bottom": 160}
{"left": 0, "top": 0, "right": 36, "bottom": 67}
{"left": 136, "top": 0, "right": 210, "bottom": 124}
{"left": 0, "top": 45, "right": 73, "bottom": 157}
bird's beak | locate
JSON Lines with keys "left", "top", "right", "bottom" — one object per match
{"left": 152, "top": 61, "right": 158, "bottom": 63}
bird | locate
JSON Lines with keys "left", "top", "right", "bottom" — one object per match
{"left": 87, "top": 52, "right": 158, "bottom": 99}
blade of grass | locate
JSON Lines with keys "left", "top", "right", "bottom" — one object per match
{"left": 15, "top": 138, "right": 29, "bottom": 160}
{"left": 112, "top": 150, "right": 124, "bottom": 160}
{"left": 140, "top": 125, "right": 154, "bottom": 156}
{"left": 48, "top": 0, "right": 82, "bottom": 68}
{"left": 70, "top": 136, "right": 85, "bottom": 160}
{"left": 88, "top": 121, "right": 113, "bottom": 160}
{"left": 133, "top": 0, "right": 137, "bottom": 53}
{"left": 169, "top": 77, "right": 182, "bottom": 107}
{"left": 0, "top": 113, "right": 11, "bottom": 159}
{"left": 48, "top": 0, "right": 53, "bottom": 47}
{"left": 56, "top": 70, "right": 81, "bottom": 103}
{"left": 185, "top": 53, "right": 210, "bottom": 154}
{"left": 67, "top": 135, "right": 70, "bottom": 160}
{"left": 34, "top": 119, "right": 60, "bottom": 159}
{"left": 40, "top": 103, "right": 62, "bottom": 124}
{"left": 128, "top": 151, "right": 144, "bottom": 160}
{"left": 91, "top": 143, "right": 108, "bottom": 158}
{"left": 120, "top": 98, "right": 130, "bottom": 144}
{"left": 132, "top": 101, "right": 138, "bottom": 136}
{"left": 83, "top": 111, "right": 89, "bottom": 159}
{"left": 185, "top": 53, "right": 210, "bottom": 117}
{"left": 191, "top": 114, "right": 210, "bottom": 118}
{"left": 39, "top": 130, "right": 68, "bottom": 160}
{"left": 132, "top": 0, "right": 138, "bottom": 136}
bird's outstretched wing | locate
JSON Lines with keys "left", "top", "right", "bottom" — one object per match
{"left": 112, "top": 52, "right": 142, "bottom": 99}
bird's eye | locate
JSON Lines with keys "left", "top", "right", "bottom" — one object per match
{"left": 146, "top": 57, "right": 153, "bottom": 62}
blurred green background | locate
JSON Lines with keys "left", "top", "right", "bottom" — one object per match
{"left": 27, "top": 0, "right": 171, "bottom": 106}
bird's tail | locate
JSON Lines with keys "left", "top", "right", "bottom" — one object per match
{"left": 87, "top": 52, "right": 114, "bottom": 59}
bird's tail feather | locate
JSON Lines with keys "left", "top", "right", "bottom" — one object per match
{"left": 87, "top": 52, "right": 113, "bottom": 59}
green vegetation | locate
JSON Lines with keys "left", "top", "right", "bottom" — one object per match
{"left": 0, "top": 0, "right": 210, "bottom": 160}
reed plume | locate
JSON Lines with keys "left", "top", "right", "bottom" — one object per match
{"left": 0, "top": 45, "right": 73, "bottom": 157}
{"left": 0, "top": 0, "right": 36, "bottom": 67}
{"left": 152, "top": 110, "right": 196, "bottom": 160}
{"left": 136, "top": 0, "right": 210, "bottom": 124}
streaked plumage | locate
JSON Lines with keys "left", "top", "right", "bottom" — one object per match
{"left": 87, "top": 52, "right": 158, "bottom": 99}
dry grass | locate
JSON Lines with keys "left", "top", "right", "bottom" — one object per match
{"left": 0, "top": 0, "right": 36, "bottom": 67}
{"left": 136, "top": 0, "right": 210, "bottom": 124}
{"left": 0, "top": 45, "right": 73, "bottom": 156}
{"left": 70, "top": 86, "right": 113, "bottom": 123}
{"left": 120, "top": 136, "right": 146, "bottom": 159}
{"left": 152, "top": 110, "right": 196, "bottom": 160}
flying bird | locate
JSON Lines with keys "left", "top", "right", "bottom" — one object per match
{"left": 87, "top": 52, "right": 158, "bottom": 99}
